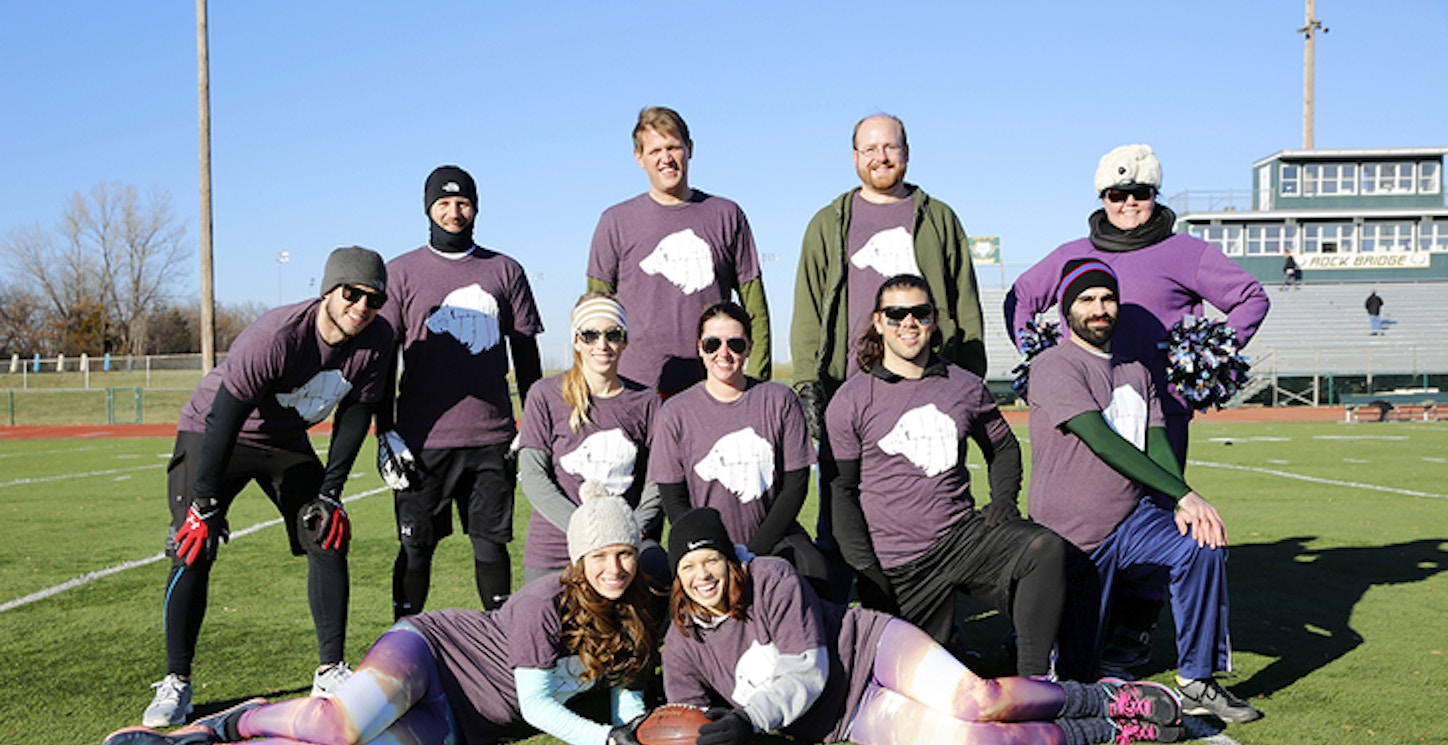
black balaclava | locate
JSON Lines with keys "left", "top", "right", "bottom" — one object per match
{"left": 424, "top": 165, "right": 478, "bottom": 253}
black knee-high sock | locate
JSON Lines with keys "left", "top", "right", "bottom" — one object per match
{"left": 392, "top": 545, "right": 434, "bottom": 620}
{"left": 164, "top": 562, "right": 212, "bottom": 677}
{"left": 307, "top": 550, "right": 349, "bottom": 665}
{"left": 1057, "top": 679, "right": 1108, "bottom": 719}
{"left": 1012, "top": 534, "right": 1067, "bottom": 676}
{"left": 475, "top": 559, "right": 511, "bottom": 610}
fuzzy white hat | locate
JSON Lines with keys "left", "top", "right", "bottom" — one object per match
{"left": 566, "top": 480, "right": 641, "bottom": 564}
{"left": 1095, "top": 144, "right": 1162, "bottom": 195}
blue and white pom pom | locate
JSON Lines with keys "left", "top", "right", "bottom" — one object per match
{"left": 1010, "top": 319, "right": 1061, "bottom": 401}
{"left": 1164, "top": 316, "right": 1251, "bottom": 411}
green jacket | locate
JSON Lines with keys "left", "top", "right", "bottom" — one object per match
{"left": 791, "top": 185, "right": 987, "bottom": 393}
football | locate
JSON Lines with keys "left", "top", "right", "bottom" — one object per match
{"left": 635, "top": 703, "right": 710, "bottom": 745}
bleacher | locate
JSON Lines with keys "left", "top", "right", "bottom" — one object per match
{"left": 977, "top": 281, "right": 1448, "bottom": 385}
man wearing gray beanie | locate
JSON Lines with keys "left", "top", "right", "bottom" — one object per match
{"left": 374, "top": 164, "right": 545, "bottom": 621}
{"left": 140, "top": 247, "right": 396, "bottom": 727}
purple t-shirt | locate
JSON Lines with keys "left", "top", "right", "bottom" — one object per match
{"left": 845, "top": 194, "right": 916, "bottom": 376}
{"left": 177, "top": 299, "right": 393, "bottom": 452}
{"left": 1026, "top": 341, "right": 1163, "bottom": 551}
{"left": 587, "top": 191, "right": 762, "bottom": 393}
{"left": 662, "top": 557, "right": 891, "bottom": 744}
{"left": 380, "top": 245, "right": 544, "bottom": 449}
{"left": 824, "top": 363, "right": 1011, "bottom": 569}
{"left": 517, "top": 374, "right": 659, "bottom": 569}
{"left": 405, "top": 578, "right": 594, "bottom": 745}
{"left": 1006, "top": 233, "right": 1269, "bottom": 418}
{"left": 648, "top": 380, "right": 815, "bottom": 545}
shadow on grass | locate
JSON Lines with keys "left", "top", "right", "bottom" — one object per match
{"left": 1132, "top": 536, "right": 1447, "bottom": 697}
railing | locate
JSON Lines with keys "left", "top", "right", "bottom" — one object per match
{"left": 1166, "top": 189, "right": 1255, "bottom": 215}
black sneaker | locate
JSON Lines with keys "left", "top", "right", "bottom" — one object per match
{"left": 1176, "top": 677, "right": 1263, "bottom": 723}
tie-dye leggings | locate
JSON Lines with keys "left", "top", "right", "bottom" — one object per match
{"left": 845, "top": 618, "right": 1070, "bottom": 745}
{"left": 231, "top": 622, "right": 460, "bottom": 745}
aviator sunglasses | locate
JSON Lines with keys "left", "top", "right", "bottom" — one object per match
{"left": 879, "top": 304, "right": 934, "bottom": 326}
{"left": 701, "top": 336, "right": 748, "bottom": 354}
{"left": 1103, "top": 185, "right": 1156, "bottom": 203}
{"left": 576, "top": 327, "right": 627, "bottom": 345}
{"left": 340, "top": 285, "right": 386, "bottom": 310}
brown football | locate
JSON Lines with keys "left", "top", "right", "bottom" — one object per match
{"left": 635, "top": 703, "right": 710, "bottom": 745}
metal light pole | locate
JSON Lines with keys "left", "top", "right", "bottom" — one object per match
{"left": 1298, "top": 0, "right": 1326, "bottom": 149}
{"left": 197, "top": 0, "right": 216, "bottom": 371}
{"left": 276, "top": 251, "right": 291, "bottom": 306}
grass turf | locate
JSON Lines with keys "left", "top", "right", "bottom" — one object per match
{"left": 0, "top": 419, "right": 1444, "bottom": 743}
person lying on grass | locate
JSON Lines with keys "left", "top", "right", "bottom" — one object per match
{"left": 104, "top": 487, "right": 658, "bottom": 745}
{"left": 660, "top": 507, "right": 1186, "bottom": 745}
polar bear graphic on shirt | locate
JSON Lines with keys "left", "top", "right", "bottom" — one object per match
{"left": 878, "top": 403, "right": 958, "bottom": 477}
{"left": 731, "top": 640, "right": 825, "bottom": 708}
{"left": 1103, "top": 384, "right": 1148, "bottom": 451}
{"left": 850, "top": 226, "right": 919, "bottom": 278}
{"left": 639, "top": 228, "right": 714, "bottom": 295}
{"left": 693, "top": 427, "right": 774, "bottom": 503}
{"left": 426, "top": 283, "right": 501, "bottom": 354}
{"left": 275, "top": 369, "right": 353, "bottom": 424}
{"left": 559, "top": 429, "right": 639, "bottom": 497}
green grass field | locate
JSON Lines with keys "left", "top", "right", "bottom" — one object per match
{"left": 1, "top": 419, "right": 1444, "bottom": 744}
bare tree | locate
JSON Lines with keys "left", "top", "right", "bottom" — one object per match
{"left": 3, "top": 183, "right": 190, "bottom": 356}
{"left": 0, "top": 281, "right": 52, "bottom": 356}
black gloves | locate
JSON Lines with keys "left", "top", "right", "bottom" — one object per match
{"left": 796, "top": 382, "right": 825, "bottom": 441}
{"left": 980, "top": 498, "right": 1021, "bottom": 527}
{"left": 606, "top": 713, "right": 645, "bottom": 745}
{"left": 856, "top": 565, "right": 900, "bottom": 616}
{"left": 697, "top": 708, "right": 753, "bottom": 745}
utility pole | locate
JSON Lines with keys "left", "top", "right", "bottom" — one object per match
{"left": 1298, "top": 0, "right": 1325, "bottom": 149}
{"left": 197, "top": 0, "right": 217, "bottom": 371}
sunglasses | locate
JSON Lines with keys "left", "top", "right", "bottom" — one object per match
{"left": 879, "top": 304, "right": 935, "bottom": 325}
{"left": 576, "top": 327, "right": 627, "bottom": 345}
{"left": 701, "top": 336, "right": 748, "bottom": 354}
{"left": 340, "top": 285, "right": 386, "bottom": 310}
{"left": 1104, "top": 186, "right": 1156, "bottom": 203}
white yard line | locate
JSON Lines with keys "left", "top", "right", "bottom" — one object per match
{"left": 0, "top": 487, "right": 385, "bottom": 614}
{"left": 0, "top": 463, "right": 163, "bottom": 488}
{"left": 1189, "top": 459, "right": 1446, "bottom": 499}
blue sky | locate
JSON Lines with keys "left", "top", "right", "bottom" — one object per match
{"left": 3, "top": 1, "right": 1445, "bottom": 367}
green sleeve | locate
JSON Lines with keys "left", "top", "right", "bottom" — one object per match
{"left": 1145, "top": 426, "right": 1184, "bottom": 479}
{"left": 947, "top": 213, "right": 987, "bottom": 377}
{"left": 586, "top": 276, "right": 615, "bottom": 295}
{"left": 739, "top": 276, "right": 772, "bottom": 381}
{"left": 789, "top": 211, "right": 832, "bottom": 390}
{"left": 1063, "top": 412, "right": 1191, "bottom": 502}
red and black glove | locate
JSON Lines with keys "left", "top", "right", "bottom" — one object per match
{"left": 697, "top": 708, "right": 753, "bottom": 745}
{"left": 175, "top": 503, "right": 228, "bottom": 565}
{"left": 301, "top": 494, "right": 351, "bottom": 551}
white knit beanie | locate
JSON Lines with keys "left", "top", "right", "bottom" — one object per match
{"left": 567, "top": 481, "right": 641, "bottom": 564}
{"left": 1094, "top": 144, "right": 1162, "bottom": 195}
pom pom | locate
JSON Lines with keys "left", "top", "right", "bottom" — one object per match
{"left": 578, "top": 479, "right": 609, "bottom": 502}
{"left": 1010, "top": 319, "right": 1061, "bottom": 402}
{"left": 1164, "top": 316, "right": 1251, "bottom": 411}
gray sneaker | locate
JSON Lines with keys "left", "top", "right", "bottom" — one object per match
{"left": 311, "top": 661, "right": 354, "bottom": 696}
{"left": 141, "top": 674, "right": 192, "bottom": 728}
{"left": 1176, "top": 677, "right": 1263, "bottom": 723}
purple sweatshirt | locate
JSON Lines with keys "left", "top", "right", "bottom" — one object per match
{"left": 1005, "top": 233, "right": 1268, "bottom": 418}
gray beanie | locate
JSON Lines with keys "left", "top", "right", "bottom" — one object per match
{"left": 320, "top": 246, "right": 388, "bottom": 299}
{"left": 567, "top": 481, "right": 641, "bottom": 564}
{"left": 1094, "top": 144, "right": 1162, "bottom": 195}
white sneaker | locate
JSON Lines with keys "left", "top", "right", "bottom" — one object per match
{"left": 311, "top": 661, "right": 353, "bottom": 696}
{"left": 141, "top": 673, "right": 193, "bottom": 728}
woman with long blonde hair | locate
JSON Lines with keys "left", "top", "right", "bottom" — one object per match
{"left": 516, "top": 291, "right": 666, "bottom": 584}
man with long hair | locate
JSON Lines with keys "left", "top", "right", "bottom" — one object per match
{"left": 825, "top": 274, "right": 1067, "bottom": 677}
